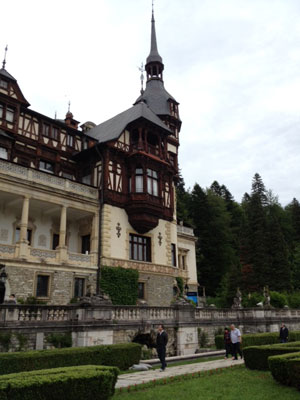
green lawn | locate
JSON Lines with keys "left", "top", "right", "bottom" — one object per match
{"left": 114, "top": 366, "right": 299, "bottom": 399}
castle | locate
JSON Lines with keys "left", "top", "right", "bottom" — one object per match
{"left": 0, "top": 9, "right": 198, "bottom": 306}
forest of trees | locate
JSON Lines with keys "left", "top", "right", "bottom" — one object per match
{"left": 177, "top": 173, "right": 300, "bottom": 307}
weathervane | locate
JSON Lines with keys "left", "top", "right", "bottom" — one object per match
{"left": 2, "top": 45, "right": 8, "bottom": 69}
{"left": 138, "top": 62, "right": 144, "bottom": 94}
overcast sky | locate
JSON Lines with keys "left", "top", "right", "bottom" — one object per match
{"left": 1, "top": 0, "right": 300, "bottom": 205}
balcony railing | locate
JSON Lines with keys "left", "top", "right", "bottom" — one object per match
{"left": 0, "top": 159, "right": 98, "bottom": 200}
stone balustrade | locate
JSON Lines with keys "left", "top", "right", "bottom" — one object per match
{"left": 0, "top": 303, "right": 299, "bottom": 353}
{"left": 0, "top": 304, "right": 299, "bottom": 326}
{"left": 0, "top": 159, "right": 98, "bottom": 200}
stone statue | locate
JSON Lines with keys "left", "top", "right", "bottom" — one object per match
{"left": 79, "top": 287, "right": 112, "bottom": 305}
{"left": 232, "top": 287, "right": 243, "bottom": 309}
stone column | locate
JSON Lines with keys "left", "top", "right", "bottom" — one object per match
{"left": 19, "top": 196, "right": 30, "bottom": 258}
{"left": 19, "top": 196, "right": 30, "bottom": 243}
{"left": 90, "top": 211, "right": 99, "bottom": 264}
{"left": 57, "top": 205, "right": 68, "bottom": 262}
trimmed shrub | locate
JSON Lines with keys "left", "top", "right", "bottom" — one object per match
{"left": 268, "top": 352, "right": 300, "bottom": 386}
{"left": 215, "top": 335, "right": 224, "bottom": 350}
{"left": 0, "top": 342, "right": 141, "bottom": 375}
{"left": 242, "top": 331, "right": 300, "bottom": 348}
{"left": 243, "top": 342, "right": 300, "bottom": 370}
{"left": 100, "top": 266, "right": 139, "bottom": 305}
{"left": 242, "top": 332, "right": 279, "bottom": 348}
{"left": 0, "top": 365, "right": 118, "bottom": 400}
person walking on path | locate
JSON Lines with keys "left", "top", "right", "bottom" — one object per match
{"left": 224, "top": 327, "right": 232, "bottom": 359}
{"left": 156, "top": 324, "right": 168, "bottom": 371}
{"left": 230, "top": 324, "right": 242, "bottom": 360}
{"left": 279, "top": 323, "right": 289, "bottom": 343}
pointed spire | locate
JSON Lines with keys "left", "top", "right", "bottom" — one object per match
{"left": 2, "top": 45, "right": 8, "bottom": 69}
{"left": 146, "top": 4, "right": 162, "bottom": 64}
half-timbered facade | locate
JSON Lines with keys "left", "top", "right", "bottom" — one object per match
{"left": 0, "top": 11, "right": 198, "bottom": 306}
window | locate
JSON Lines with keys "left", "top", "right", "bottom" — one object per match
{"left": 129, "top": 234, "right": 151, "bottom": 262}
{"left": 135, "top": 167, "right": 143, "bottom": 193}
{"left": 39, "top": 160, "right": 54, "bottom": 174}
{"left": 81, "top": 234, "right": 90, "bottom": 254}
{"left": 15, "top": 228, "right": 32, "bottom": 245}
{"left": 0, "top": 79, "right": 8, "bottom": 89}
{"left": 74, "top": 277, "right": 85, "bottom": 298}
{"left": 0, "top": 147, "right": 8, "bottom": 160}
{"left": 67, "top": 134, "right": 74, "bottom": 147}
{"left": 171, "top": 243, "right": 177, "bottom": 267}
{"left": 0, "top": 104, "right": 14, "bottom": 123}
{"left": 82, "top": 173, "right": 91, "bottom": 185}
{"left": 147, "top": 169, "right": 158, "bottom": 196}
{"left": 42, "top": 123, "right": 50, "bottom": 137}
{"left": 36, "top": 275, "right": 49, "bottom": 297}
{"left": 83, "top": 139, "right": 88, "bottom": 150}
{"left": 138, "top": 282, "right": 145, "bottom": 299}
{"left": 61, "top": 171, "right": 74, "bottom": 180}
{"left": 52, "top": 233, "right": 59, "bottom": 250}
{"left": 6, "top": 107, "right": 14, "bottom": 123}
{"left": 52, "top": 127, "right": 59, "bottom": 140}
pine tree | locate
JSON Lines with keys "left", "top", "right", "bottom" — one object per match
{"left": 266, "top": 204, "right": 291, "bottom": 291}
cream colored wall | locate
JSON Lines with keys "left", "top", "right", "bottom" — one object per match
{"left": 102, "top": 204, "right": 177, "bottom": 266}
{"left": 177, "top": 236, "right": 198, "bottom": 284}
{"left": 0, "top": 209, "right": 14, "bottom": 244}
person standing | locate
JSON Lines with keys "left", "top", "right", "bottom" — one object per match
{"left": 156, "top": 324, "right": 168, "bottom": 371}
{"left": 224, "top": 327, "right": 232, "bottom": 359}
{"left": 230, "top": 324, "right": 242, "bottom": 360}
{"left": 279, "top": 323, "right": 289, "bottom": 343}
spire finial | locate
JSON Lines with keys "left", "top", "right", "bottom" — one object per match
{"left": 2, "top": 45, "right": 8, "bottom": 69}
{"left": 146, "top": 1, "right": 162, "bottom": 65}
{"left": 138, "top": 62, "right": 144, "bottom": 94}
{"left": 68, "top": 101, "right": 71, "bottom": 112}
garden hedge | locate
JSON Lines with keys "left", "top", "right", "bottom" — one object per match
{"left": 215, "top": 330, "right": 300, "bottom": 350}
{"left": 215, "top": 335, "right": 224, "bottom": 349}
{"left": 269, "top": 352, "right": 300, "bottom": 388}
{"left": 243, "top": 341, "right": 300, "bottom": 370}
{"left": 0, "top": 365, "right": 118, "bottom": 400}
{"left": 0, "top": 342, "right": 141, "bottom": 375}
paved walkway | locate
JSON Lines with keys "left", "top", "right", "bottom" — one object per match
{"left": 116, "top": 357, "right": 244, "bottom": 388}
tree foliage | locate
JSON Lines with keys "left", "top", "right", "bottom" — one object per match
{"left": 177, "top": 173, "right": 300, "bottom": 300}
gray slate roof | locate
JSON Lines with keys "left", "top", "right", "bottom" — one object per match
{"left": 86, "top": 101, "right": 172, "bottom": 143}
{"left": 0, "top": 68, "right": 16, "bottom": 81}
{"left": 135, "top": 79, "right": 179, "bottom": 117}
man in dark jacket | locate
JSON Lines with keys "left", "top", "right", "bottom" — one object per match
{"left": 156, "top": 324, "right": 168, "bottom": 371}
{"left": 279, "top": 323, "right": 289, "bottom": 343}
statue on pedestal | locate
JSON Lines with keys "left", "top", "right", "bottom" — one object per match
{"left": 232, "top": 287, "right": 243, "bottom": 309}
